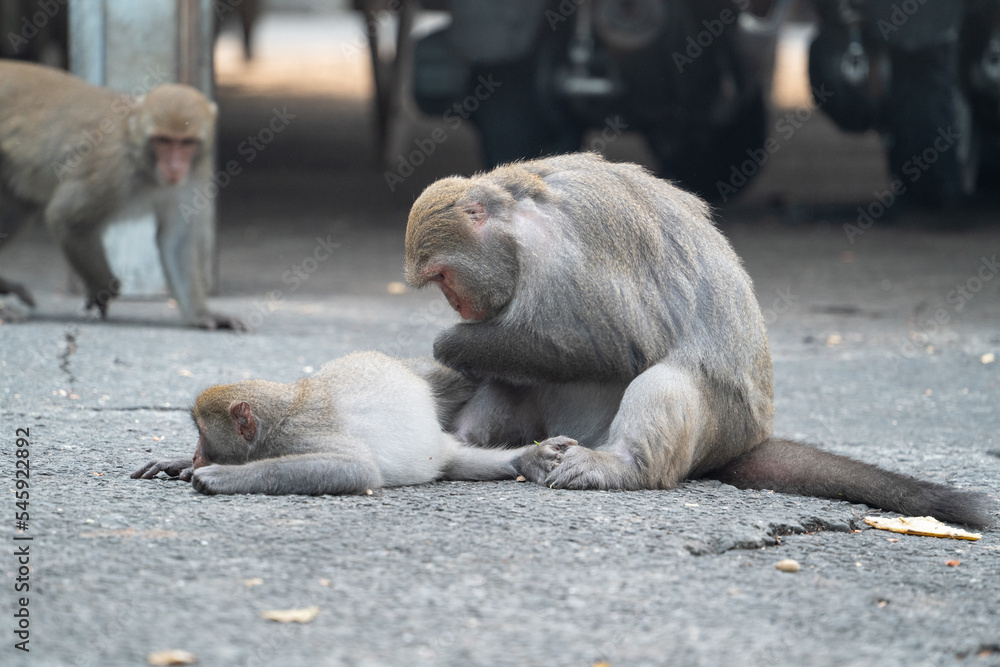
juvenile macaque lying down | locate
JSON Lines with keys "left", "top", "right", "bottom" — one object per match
{"left": 132, "top": 352, "right": 533, "bottom": 495}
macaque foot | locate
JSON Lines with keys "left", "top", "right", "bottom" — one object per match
{"left": 542, "top": 446, "right": 636, "bottom": 490}
{"left": 193, "top": 312, "right": 250, "bottom": 332}
{"left": 85, "top": 279, "right": 121, "bottom": 319}
{"left": 0, "top": 278, "right": 36, "bottom": 308}
{"left": 516, "top": 436, "right": 578, "bottom": 484}
{"left": 131, "top": 458, "right": 194, "bottom": 481}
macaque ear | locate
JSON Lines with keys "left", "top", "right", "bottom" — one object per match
{"left": 229, "top": 401, "right": 257, "bottom": 442}
{"left": 463, "top": 201, "right": 488, "bottom": 226}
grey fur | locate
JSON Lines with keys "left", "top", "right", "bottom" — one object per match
{"left": 406, "top": 152, "right": 995, "bottom": 527}
{"left": 133, "top": 352, "right": 532, "bottom": 496}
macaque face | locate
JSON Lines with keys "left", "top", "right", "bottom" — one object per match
{"left": 422, "top": 266, "right": 489, "bottom": 321}
{"left": 192, "top": 429, "right": 212, "bottom": 469}
{"left": 151, "top": 134, "right": 201, "bottom": 185}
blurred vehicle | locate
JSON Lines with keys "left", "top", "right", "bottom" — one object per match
{"left": 807, "top": 0, "right": 1000, "bottom": 207}
{"left": 362, "top": 0, "right": 790, "bottom": 200}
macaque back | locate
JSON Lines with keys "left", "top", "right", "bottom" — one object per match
{"left": 404, "top": 152, "right": 994, "bottom": 527}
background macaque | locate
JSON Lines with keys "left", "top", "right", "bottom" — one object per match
{"left": 0, "top": 61, "right": 243, "bottom": 330}
{"left": 405, "top": 152, "right": 994, "bottom": 527}
{"left": 133, "top": 352, "right": 533, "bottom": 495}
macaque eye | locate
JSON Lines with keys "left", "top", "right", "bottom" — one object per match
{"left": 179, "top": 137, "right": 199, "bottom": 147}
{"left": 151, "top": 135, "right": 172, "bottom": 147}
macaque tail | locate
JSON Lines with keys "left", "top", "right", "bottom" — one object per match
{"left": 708, "top": 438, "right": 995, "bottom": 528}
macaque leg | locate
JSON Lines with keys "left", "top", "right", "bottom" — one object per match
{"left": 522, "top": 363, "right": 706, "bottom": 490}
{"left": 192, "top": 452, "right": 383, "bottom": 496}
{"left": 451, "top": 380, "right": 545, "bottom": 448}
{"left": 57, "top": 226, "right": 119, "bottom": 317}
{"left": 442, "top": 444, "right": 535, "bottom": 481}
{"left": 155, "top": 194, "right": 245, "bottom": 331}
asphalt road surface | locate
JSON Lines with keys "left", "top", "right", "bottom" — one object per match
{"left": 2, "top": 11, "right": 999, "bottom": 667}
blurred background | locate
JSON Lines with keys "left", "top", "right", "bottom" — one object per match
{"left": 1, "top": 0, "right": 998, "bottom": 311}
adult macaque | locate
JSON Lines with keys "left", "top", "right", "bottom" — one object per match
{"left": 133, "top": 352, "right": 533, "bottom": 495}
{"left": 0, "top": 61, "right": 243, "bottom": 330}
{"left": 405, "top": 152, "right": 994, "bottom": 527}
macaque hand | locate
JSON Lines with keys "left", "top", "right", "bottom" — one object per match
{"left": 191, "top": 464, "right": 239, "bottom": 495}
{"left": 516, "top": 436, "right": 578, "bottom": 484}
{"left": 131, "top": 458, "right": 194, "bottom": 481}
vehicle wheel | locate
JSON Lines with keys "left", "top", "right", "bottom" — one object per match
{"left": 646, "top": 89, "right": 769, "bottom": 202}
{"left": 883, "top": 43, "right": 976, "bottom": 208}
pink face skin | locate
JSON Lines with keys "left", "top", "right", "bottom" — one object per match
{"left": 151, "top": 135, "right": 200, "bottom": 185}
{"left": 192, "top": 431, "right": 210, "bottom": 469}
{"left": 425, "top": 266, "right": 488, "bottom": 321}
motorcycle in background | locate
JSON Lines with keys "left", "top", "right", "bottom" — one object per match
{"left": 807, "top": 0, "right": 1000, "bottom": 208}
{"left": 369, "top": 0, "right": 789, "bottom": 200}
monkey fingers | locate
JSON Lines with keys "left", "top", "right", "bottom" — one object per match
{"left": 516, "top": 436, "right": 578, "bottom": 484}
{"left": 541, "top": 446, "right": 641, "bottom": 490}
{"left": 131, "top": 458, "right": 195, "bottom": 480}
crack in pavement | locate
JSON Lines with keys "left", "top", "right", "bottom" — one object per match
{"left": 58, "top": 328, "right": 78, "bottom": 386}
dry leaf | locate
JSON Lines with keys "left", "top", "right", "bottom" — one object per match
{"left": 515, "top": 475, "right": 527, "bottom": 482}
{"left": 775, "top": 559, "right": 801, "bottom": 573}
{"left": 260, "top": 606, "right": 320, "bottom": 623}
{"left": 864, "top": 516, "right": 981, "bottom": 541}
{"left": 946, "top": 560, "right": 960, "bottom": 567}
{"left": 364, "top": 489, "right": 373, "bottom": 495}
{"left": 826, "top": 333, "right": 842, "bottom": 346}
{"left": 387, "top": 281, "right": 407, "bottom": 295}
{"left": 318, "top": 578, "right": 331, "bottom": 587}
{"left": 982, "top": 352, "right": 996, "bottom": 364}
{"left": 244, "top": 578, "right": 264, "bottom": 587}
{"left": 178, "top": 369, "right": 194, "bottom": 378}
{"left": 147, "top": 649, "right": 197, "bottom": 665}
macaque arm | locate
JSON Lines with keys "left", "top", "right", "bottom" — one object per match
{"left": 131, "top": 458, "right": 195, "bottom": 481}
{"left": 191, "top": 453, "right": 383, "bottom": 496}
{"left": 435, "top": 320, "right": 617, "bottom": 384}
{"left": 43, "top": 182, "right": 120, "bottom": 316}
{"left": 154, "top": 192, "right": 246, "bottom": 331}
{"left": 441, "top": 444, "right": 535, "bottom": 481}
